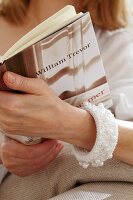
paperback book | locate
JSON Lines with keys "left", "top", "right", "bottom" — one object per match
{"left": 0, "top": 6, "right": 112, "bottom": 144}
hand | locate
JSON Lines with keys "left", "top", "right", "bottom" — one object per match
{"left": 0, "top": 71, "right": 96, "bottom": 150}
{"left": 0, "top": 71, "right": 67, "bottom": 138}
{"left": 1, "top": 136, "right": 63, "bottom": 177}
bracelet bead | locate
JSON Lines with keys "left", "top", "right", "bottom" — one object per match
{"left": 71, "top": 102, "right": 118, "bottom": 168}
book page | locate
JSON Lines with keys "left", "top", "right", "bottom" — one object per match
{"left": 5, "top": 13, "right": 83, "bottom": 62}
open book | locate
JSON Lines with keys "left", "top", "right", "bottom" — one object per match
{"left": 0, "top": 6, "right": 112, "bottom": 144}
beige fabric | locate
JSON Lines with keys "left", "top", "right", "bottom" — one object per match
{"left": 50, "top": 182, "right": 133, "bottom": 200}
{"left": 0, "top": 146, "right": 133, "bottom": 200}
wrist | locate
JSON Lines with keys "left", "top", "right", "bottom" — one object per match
{"left": 58, "top": 102, "right": 96, "bottom": 150}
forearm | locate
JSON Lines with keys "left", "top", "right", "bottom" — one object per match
{"left": 58, "top": 104, "right": 133, "bottom": 165}
{"left": 114, "top": 120, "right": 133, "bottom": 165}
{"left": 57, "top": 103, "right": 96, "bottom": 150}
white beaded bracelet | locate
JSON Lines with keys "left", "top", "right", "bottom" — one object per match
{"left": 71, "top": 102, "right": 118, "bottom": 168}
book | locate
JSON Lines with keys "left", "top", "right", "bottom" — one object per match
{"left": 0, "top": 6, "right": 112, "bottom": 144}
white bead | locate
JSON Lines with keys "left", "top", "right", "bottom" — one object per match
{"left": 82, "top": 163, "right": 89, "bottom": 169}
{"left": 71, "top": 102, "right": 118, "bottom": 168}
{"left": 98, "top": 162, "right": 104, "bottom": 166}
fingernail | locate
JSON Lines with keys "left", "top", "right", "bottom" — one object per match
{"left": 7, "top": 72, "right": 16, "bottom": 84}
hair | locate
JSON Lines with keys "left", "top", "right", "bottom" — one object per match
{"left": 0, "top": 0, "right": 30, "bottom": 24}
{"left": 82, "top": 0, "right": 128, "bottom": 30}
{"left": 0, "top": 0, "right": 128, "bottom": 30}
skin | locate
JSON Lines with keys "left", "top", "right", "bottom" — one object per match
{"left": 0, "top": 137, "right": 63, "bottom": 177}
{"left": 0, "top": 0, "right": 133, "bottom": 177}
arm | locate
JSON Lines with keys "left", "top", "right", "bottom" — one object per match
{"left": 0, "top": 29, "right": 133, "bottom": 166}
{"left": 64, "top": 106, "right": 133, "bottom": 166}
{"left": 60, "top": 29, "right": 133, "bottom": 165}
{"left": 0, "top": 71, "right": 132, "bottom": 166}
{"left": 51, "top": 103, "right": 133, "bottom": 166}
{"left": 114, "top": 120, "right": 133, "bottom": 165}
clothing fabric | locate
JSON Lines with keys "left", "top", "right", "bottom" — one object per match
{"left": 0, "top": 146, "right": 133, "bottom": 200}
{"left": 0, "top": 27, "right": 133, "bottom": 198}
{"left": 96, "top": 27, "right": 133, "bottom": 120}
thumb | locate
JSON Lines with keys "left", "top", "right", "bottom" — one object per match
{"left": 3, "top": 71, "right": 45, "bottom": 94}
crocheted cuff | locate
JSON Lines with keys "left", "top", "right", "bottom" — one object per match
{"left": 71, "top": 102, "right": 118, "bottom": 168}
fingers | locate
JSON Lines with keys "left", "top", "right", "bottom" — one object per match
{"left": 43, "top": 142, "right": 63, "bottom": 166}
{"left": 3, "top": 71, "right": 47, "bottom": 95}
{"left": 19, "top": 143, "right": 63, "bottom": 176}
{"left": 1, "top": 141, "right": 63, "bottom": 177}
{"left": 1, "top": 136, "right": 64, "bottom": 178}
{"left": 1, "top": 138, "right": 59, "bottom": 159}
{"left": 27, "top": 139, "right": 60, "bottom": 159}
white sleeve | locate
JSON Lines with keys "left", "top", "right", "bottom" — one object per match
{"left": 97, "top": 29, "right": 133, "bottom": 121}
{"left": 0, "top": 132, "right": 8, "bottom": 184}
{"left": 0, "top": 165, "right": 8, "bottom": 184}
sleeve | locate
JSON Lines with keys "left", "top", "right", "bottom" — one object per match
{"left": 0, "top": 132, "right": 8, "bottom": 184}
{"left": 0, "top": 165, "right": 8, "bottom": 184}
{"left": 98, "top": 29, "right": 133, "bottom": 121}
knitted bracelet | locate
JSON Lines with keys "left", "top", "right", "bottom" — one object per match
{"left": 71, "top": 102, "right": 118, "bottom": 168}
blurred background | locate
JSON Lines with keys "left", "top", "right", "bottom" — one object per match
{"left": 127, "top": 0, "right": 133, "bottom": 34}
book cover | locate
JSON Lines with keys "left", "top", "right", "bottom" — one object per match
{"left": 0, "top": 12, "right": 112, "bottom": 144}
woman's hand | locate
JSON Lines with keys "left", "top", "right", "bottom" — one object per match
{"left": 0, "top": 136, "right": 63, "bottom": 177}
{"left": 0, "top": 72, "right": 132, "bottom": 166}
{"left": 0, "top": 71, "right": 65, "bottom": 138}
{"left": 0, "top": 72, "right": 96, "bottom": 150}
